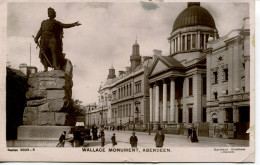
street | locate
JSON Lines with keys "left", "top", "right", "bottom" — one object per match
{"left": 86, "top": 130, "right": 249, "bottom": 148}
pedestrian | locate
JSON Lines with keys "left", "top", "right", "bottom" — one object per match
{"left": 56, "top": 131, "right": 66, "bottom": 147}
{"left": 117, "top": 125, "right": 120, "bottom": 131}
{"left": 92, "top": 124, "right": 98, "bottom": 140}
{"left": 190, "top": 125, "right": 199, "bottom": 143}
{"left": 111, "top": 133, "right": 117, "bottom": 147}
{"left": 112, "top": 125, "right": 115, "bottom": 131}
{"left": 129, "top": 132, "right": 138, "bottom": 147}
{"left": 101, "top": 134, "right": 105, "bottom": 147}
{"left": 187, "top": 127, "right": 192, "bottom": 139}
{"left": 154, "top": 129, "right": 165, "bottom": 148}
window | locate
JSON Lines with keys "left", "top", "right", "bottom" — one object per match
{"left": 212, "top": 113, "right": 218, "bottom": 123}
{"left": 202, "top": 76, "right": 207, "bottom": 95}
{"left": 213, "top": 71, "right": 218, "bottom": 84}
{"left": 242, "top": 63, "right": 245, "bottom": 69}
{"left": 182, "top": 35, "right": 185, "bottom": 51}
{"left": 188, "top": 108, "right": 192, "bottom": 123}
{"left": 187, "top": 35, "right": 191, "bottom": 50}
{"left": 135, "top": 81, "right": 142, "bottom": 93}
{"left": 214, "top": 92, "right": 218, "bottom": 100}
{"left": 176, "top": 37, "right": 178, "bottom": 51}
{"left": 189, "top": 78, "right": 193, "bottom": 96}
{"left": 129, "top": 84, "right": 132, "bottom": 95}
{"left": 118, "top": 88, "right": 120, "bottom": 99}
{"left": 192, "top": 34, "right": 196, "bottom": 49}
{"left": 200, "top": 34, "right": 204, "bottom": 49}
{"left": 223, "top": 69, "right": 228, "bottom": 81}
{"left": 113, "top": 91, "right": 116, "bottom": 100}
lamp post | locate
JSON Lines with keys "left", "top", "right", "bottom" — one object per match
{"left": 88, "top": 105, "right": 90, "bottom": 127}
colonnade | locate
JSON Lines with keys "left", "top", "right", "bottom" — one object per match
{"left": 149, "top": 76, "right": 177, "bottom": 124}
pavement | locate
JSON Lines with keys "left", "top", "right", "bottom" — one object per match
{"left": 85, "top": 130, "right": 250, "bottom": 148}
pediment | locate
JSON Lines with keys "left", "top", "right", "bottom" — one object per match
{"left": 150, "top": 60, "right": 170, "bottom": 76}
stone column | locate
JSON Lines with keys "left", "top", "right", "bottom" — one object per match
{"left": 206, "top": 110, "right": 211, "bottom": 122}
{"left": 149, "top": 84, "right": 153, "bottom": 123}
{"left": 198, "top": 31, "right": 201, "bottom": 49}
{"left": 245, "top": 57, "right": 250, "bottom": 92}
{"left": 155, "top": 81, "right": 160, "bottom": 123}
{"left": 218, "top": 108, "right": 225, "bottom": 123}
{"left": 193, "top": 74, "right": 202, "bottom": 122}
{"left": 170, "top": 76, "right": 176, "bottom": 122}
{"left": 180, "top": 35, "right": 183, "bottom": 51}
{"left": 232, "top": 106, "right": 238, "bottom": 122}
{"left": 162, "top": 79, "right": 167, "bottom": 123}
{"left": 175, "top": 38, "right": 177, "bottom": 52}
{"left": 173, "top": 39, "right": 176, "bottom": 53}
{"left": 170, "top": 41, "right": 172, "bottom": 54}
{"left": 178, "top": 34, "right": 181, "bottom": 51}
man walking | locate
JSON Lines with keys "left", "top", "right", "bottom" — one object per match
{"left": 154, "top": 128, "right": 165, "bottom": 148}
{"left": 129, "top": 132, "right": 138, "bottom": 147}
{"left": 111, "top": 133, "right": 117, "bottom": 147}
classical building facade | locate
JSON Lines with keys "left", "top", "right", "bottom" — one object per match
{"left": 110, "top": 40, "right": 153, "bottom": 129}
{"left": 148, "top": 2, "right": 216, "bottom": 130}
{"left": 205, "top": 17, "right": 250, "bottom": 139}
{"left": 94, "top": 40, "right": 153, "bottom": 129}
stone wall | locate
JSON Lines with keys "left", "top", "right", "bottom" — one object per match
{"left": 23, "top": 70, "right": 74, "bottom": 126}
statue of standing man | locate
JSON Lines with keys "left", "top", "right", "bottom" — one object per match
{"left": 34, "top": 7, "right": 81, "bottom": 72}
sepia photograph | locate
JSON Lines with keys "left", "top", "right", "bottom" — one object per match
{"left": 0, "top": 0, "right": 255, "bottom": 162}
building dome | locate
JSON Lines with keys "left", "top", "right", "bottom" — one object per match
{"left": 172, "top": 2, "right": 216, "bottom": 32}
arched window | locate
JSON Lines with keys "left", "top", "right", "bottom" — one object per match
{"left": 212, "top": 113, "right": 218, "bottom": 123}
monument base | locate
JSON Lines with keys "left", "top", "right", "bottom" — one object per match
{"left": 17, "top": 125, "right": 73, "bottom": 140}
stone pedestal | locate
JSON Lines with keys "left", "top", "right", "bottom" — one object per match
{"left": 17, "top": 126, "right": 73, "bottom": 140}
{"left": 23, "top": 70, "right": 74, "bottom": 126}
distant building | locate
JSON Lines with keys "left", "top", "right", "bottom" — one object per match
{"left": 147, "top": 2, "right": 216, "bottom": 129}
{"left": 110, "top": 41, "right": 153, "bottom": 130}
{"left": 84, "top": 103, "right": 97, "bottom": 126}
{"left": 95, "top": 40, "right": 153, "bottom": 129}
{"left": 205, "top": 17, "right": 250, "bottom": 139}
{"left": 19, "top": 63, "right": 38, "bottom": 76}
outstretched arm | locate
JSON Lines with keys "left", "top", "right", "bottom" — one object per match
{"left": 60, "top": 21, "right": 81, "bottom": 28}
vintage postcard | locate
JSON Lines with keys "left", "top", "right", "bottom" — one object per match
{"left": 0, "top": 0, "right": 255, "bottom": 162}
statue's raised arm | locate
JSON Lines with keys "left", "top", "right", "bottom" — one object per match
{"left": 34, "top": 7, "right": 81, "bottom": 72}
{"left": 59, "top": 21, "right": 81, "bottom": 28}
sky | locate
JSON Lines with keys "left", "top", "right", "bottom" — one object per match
{"left": 7, "top": 1, "right": 249, "bottom": 105}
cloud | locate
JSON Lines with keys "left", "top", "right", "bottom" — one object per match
{"left": 140, "top": 2, "right": 159, "bottom": 10}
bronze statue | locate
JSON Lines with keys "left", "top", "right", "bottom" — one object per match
{"left": 34, "top": 7, "right": 81, "bottom": 72}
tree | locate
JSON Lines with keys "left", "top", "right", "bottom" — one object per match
{"left": 71, "top": 99, "right": 85, "bottom": 116}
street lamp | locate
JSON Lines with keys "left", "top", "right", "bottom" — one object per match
{"left": 88, "top": 105, "right": 90, "bottom": 127}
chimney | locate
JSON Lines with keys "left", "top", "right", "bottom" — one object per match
{"left": 118, "top": 70, "right": 125, "bottom": 76}
{"left": 153, "top": 49, "right": 162, "bottom": 56}
{"left": 242, "top": 17, "right": 250, "bottom": 30}
{"left": 19, "top": 63, "right": 27, "bottom": 76}
{"left": 125, "top": 67, "right": 131, "bottom": 74}
{"left": 142, "top": 56, "right": 153, "bottom": 62}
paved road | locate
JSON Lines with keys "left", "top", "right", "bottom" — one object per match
{"left": 86, "top": 130, "right": 249, "bottom": 148}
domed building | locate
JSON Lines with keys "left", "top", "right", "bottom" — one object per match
{"left": 148, "top": 2, "right": 250, "bottom": 140}
{"left": 148, "top": 2, "right": 218, "bottom": 131}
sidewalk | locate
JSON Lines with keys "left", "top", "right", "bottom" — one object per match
{"left": 86, "top": 130, "right": 249, "bottom": 148}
